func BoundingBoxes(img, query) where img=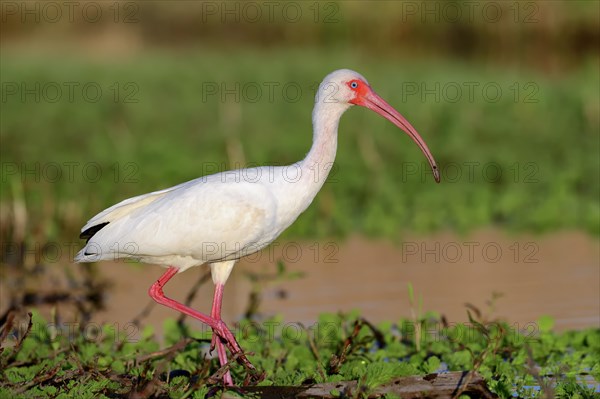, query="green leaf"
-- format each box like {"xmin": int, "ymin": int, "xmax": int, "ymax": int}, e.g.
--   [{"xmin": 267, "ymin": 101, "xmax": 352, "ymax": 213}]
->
[
  {"xmin": 424, "ymin": 356, "xmax": 441, "ymax": 373},
  {"xmin": 538, "ymin": 315, "xmax": 555, "ymax": 333}
]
